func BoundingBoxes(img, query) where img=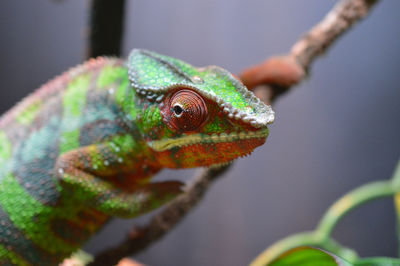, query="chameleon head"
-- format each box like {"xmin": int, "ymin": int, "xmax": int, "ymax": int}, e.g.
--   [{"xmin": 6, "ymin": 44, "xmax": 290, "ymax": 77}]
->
[{"xmin": 128, "ymin": 49, "xmax": 274, "ymax": 168}]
